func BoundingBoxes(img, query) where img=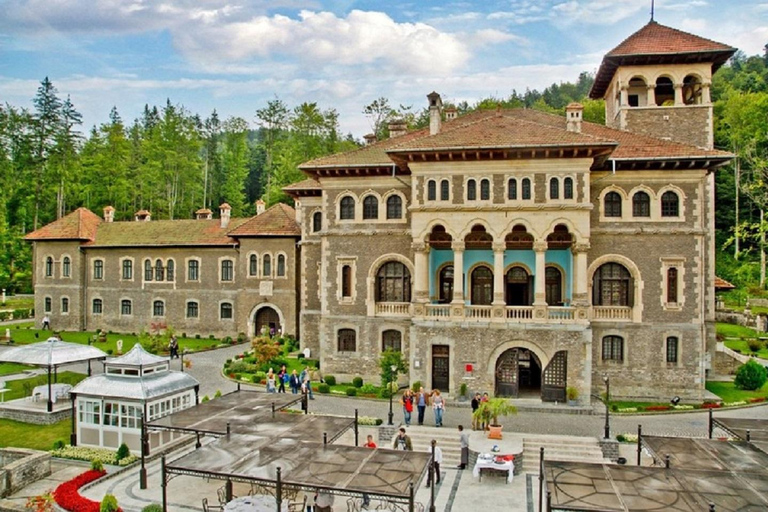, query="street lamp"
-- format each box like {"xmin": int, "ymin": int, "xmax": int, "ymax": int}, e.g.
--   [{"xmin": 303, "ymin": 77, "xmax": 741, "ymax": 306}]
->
[
  {"xmin": 603, "ymin": 374, "xmax": 610, "ymax": 440},
  {"xmin": 387, "ymin": 364, "xmax": 398, "ymax": 426}
]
